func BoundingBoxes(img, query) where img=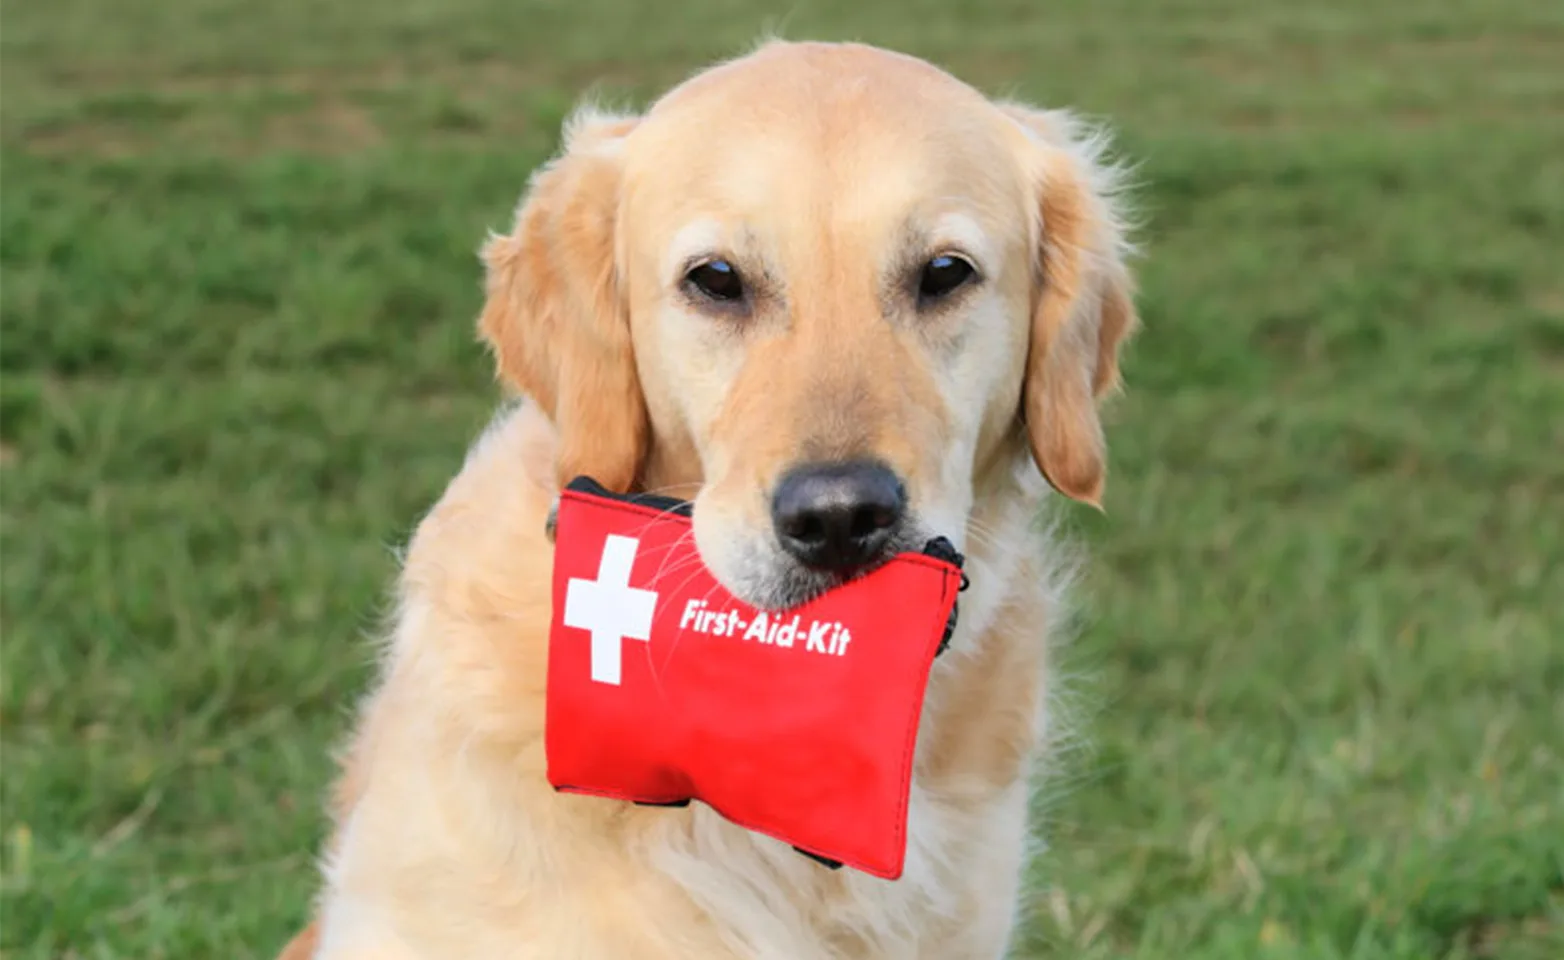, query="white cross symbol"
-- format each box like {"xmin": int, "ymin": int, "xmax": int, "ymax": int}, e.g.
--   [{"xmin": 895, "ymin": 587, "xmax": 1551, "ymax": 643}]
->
[{"xmin": 563, "ymin": 534, "xmax": 659, "ymax": 685}]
